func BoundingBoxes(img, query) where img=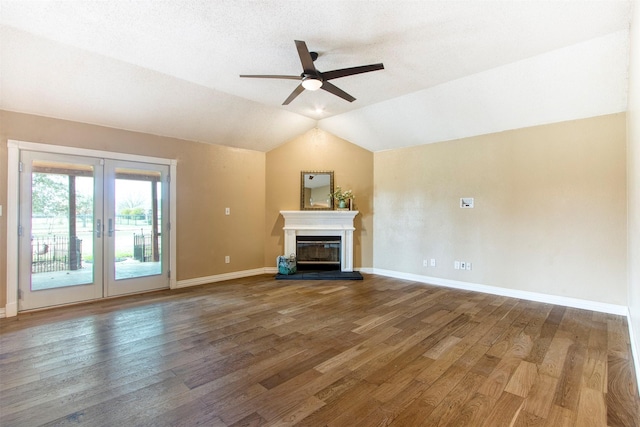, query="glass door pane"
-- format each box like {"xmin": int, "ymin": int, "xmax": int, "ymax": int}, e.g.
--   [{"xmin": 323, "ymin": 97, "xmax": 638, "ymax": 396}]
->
[
  {"xmin": 30, "ymin": 163, "xmax": 94, "ymax": 289},
  {"xmin": 114, "ymin": 168, "xmax": 162, "ymax": 280}
]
